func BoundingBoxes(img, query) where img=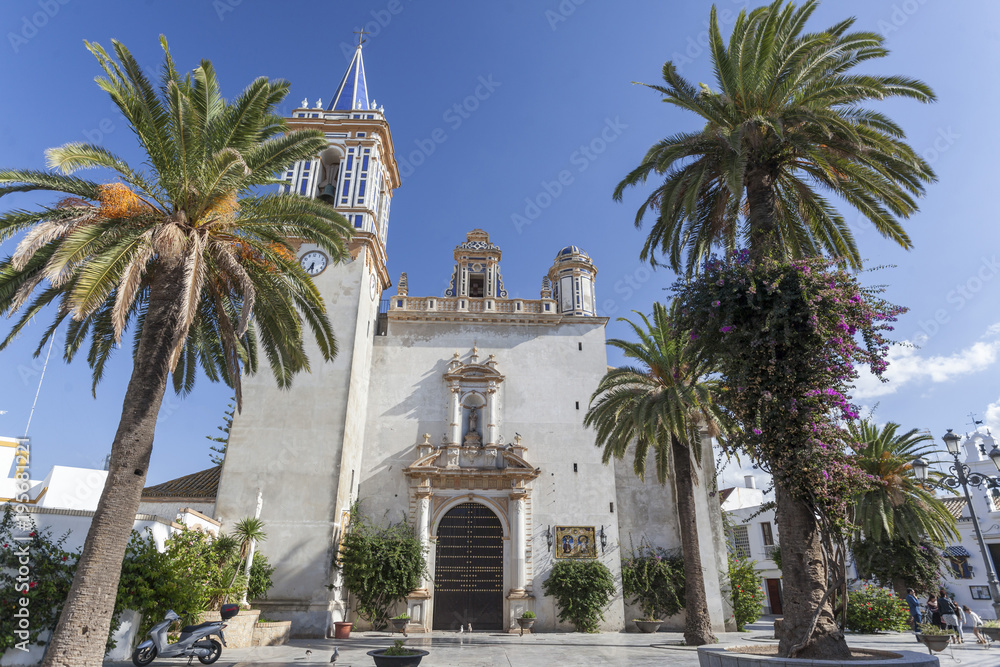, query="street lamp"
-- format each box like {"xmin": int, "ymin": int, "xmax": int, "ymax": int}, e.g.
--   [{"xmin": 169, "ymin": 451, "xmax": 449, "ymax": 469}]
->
[{"xmin": 912, "ymin": 429, "xmax": 1000, "ymax": 619}]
